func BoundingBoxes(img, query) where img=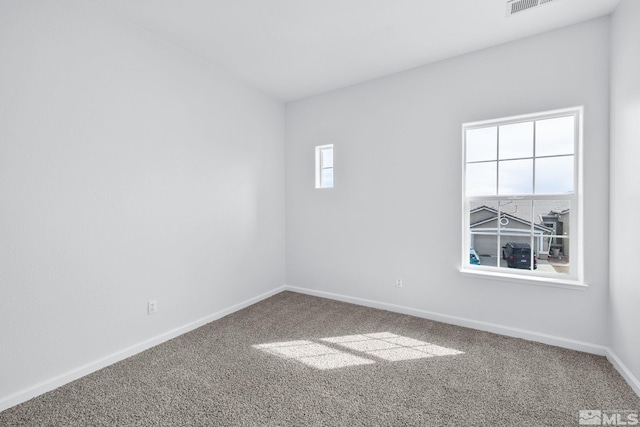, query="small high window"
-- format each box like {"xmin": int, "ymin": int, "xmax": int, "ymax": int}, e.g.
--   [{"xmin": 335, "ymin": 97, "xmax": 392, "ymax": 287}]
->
[{"xmin": 315, "ymin": 144, "xmax": 334, "ymax": 188}]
